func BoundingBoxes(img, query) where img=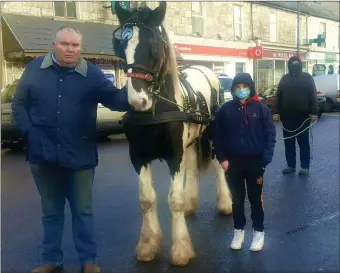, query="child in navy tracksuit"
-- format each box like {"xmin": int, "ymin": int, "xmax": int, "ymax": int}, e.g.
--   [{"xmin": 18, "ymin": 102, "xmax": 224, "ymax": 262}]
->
[{"xmin": 214, "ymin": 73, "xmax": 276, "ymax": 251}]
